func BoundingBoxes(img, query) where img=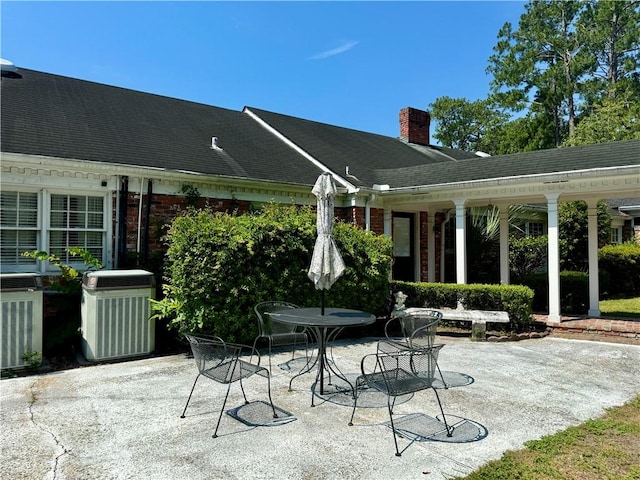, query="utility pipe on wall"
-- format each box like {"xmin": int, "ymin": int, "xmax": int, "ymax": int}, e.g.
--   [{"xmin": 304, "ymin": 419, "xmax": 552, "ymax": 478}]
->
[{"xmin": 137, "ymin": 177, "xmax": 145, "ymax": 253}]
